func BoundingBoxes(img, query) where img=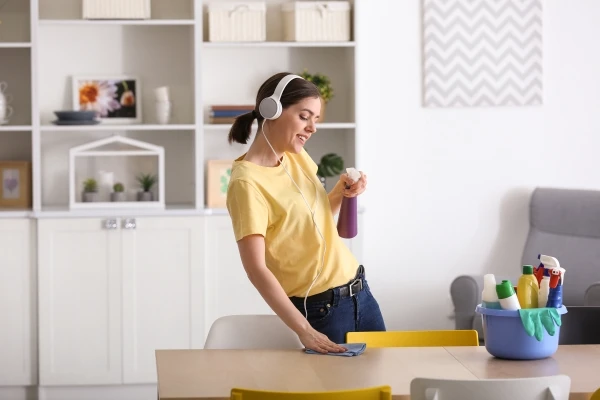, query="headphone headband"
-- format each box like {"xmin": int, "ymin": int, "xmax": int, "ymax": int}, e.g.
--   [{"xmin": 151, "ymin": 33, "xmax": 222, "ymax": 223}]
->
[
  {"xmin": 258, "ymin": 74, "xmax": 304, "ymax": 120},
  {"xmin": 272, "ymin": 74, "xmax": 302, "ymax": 103}
]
